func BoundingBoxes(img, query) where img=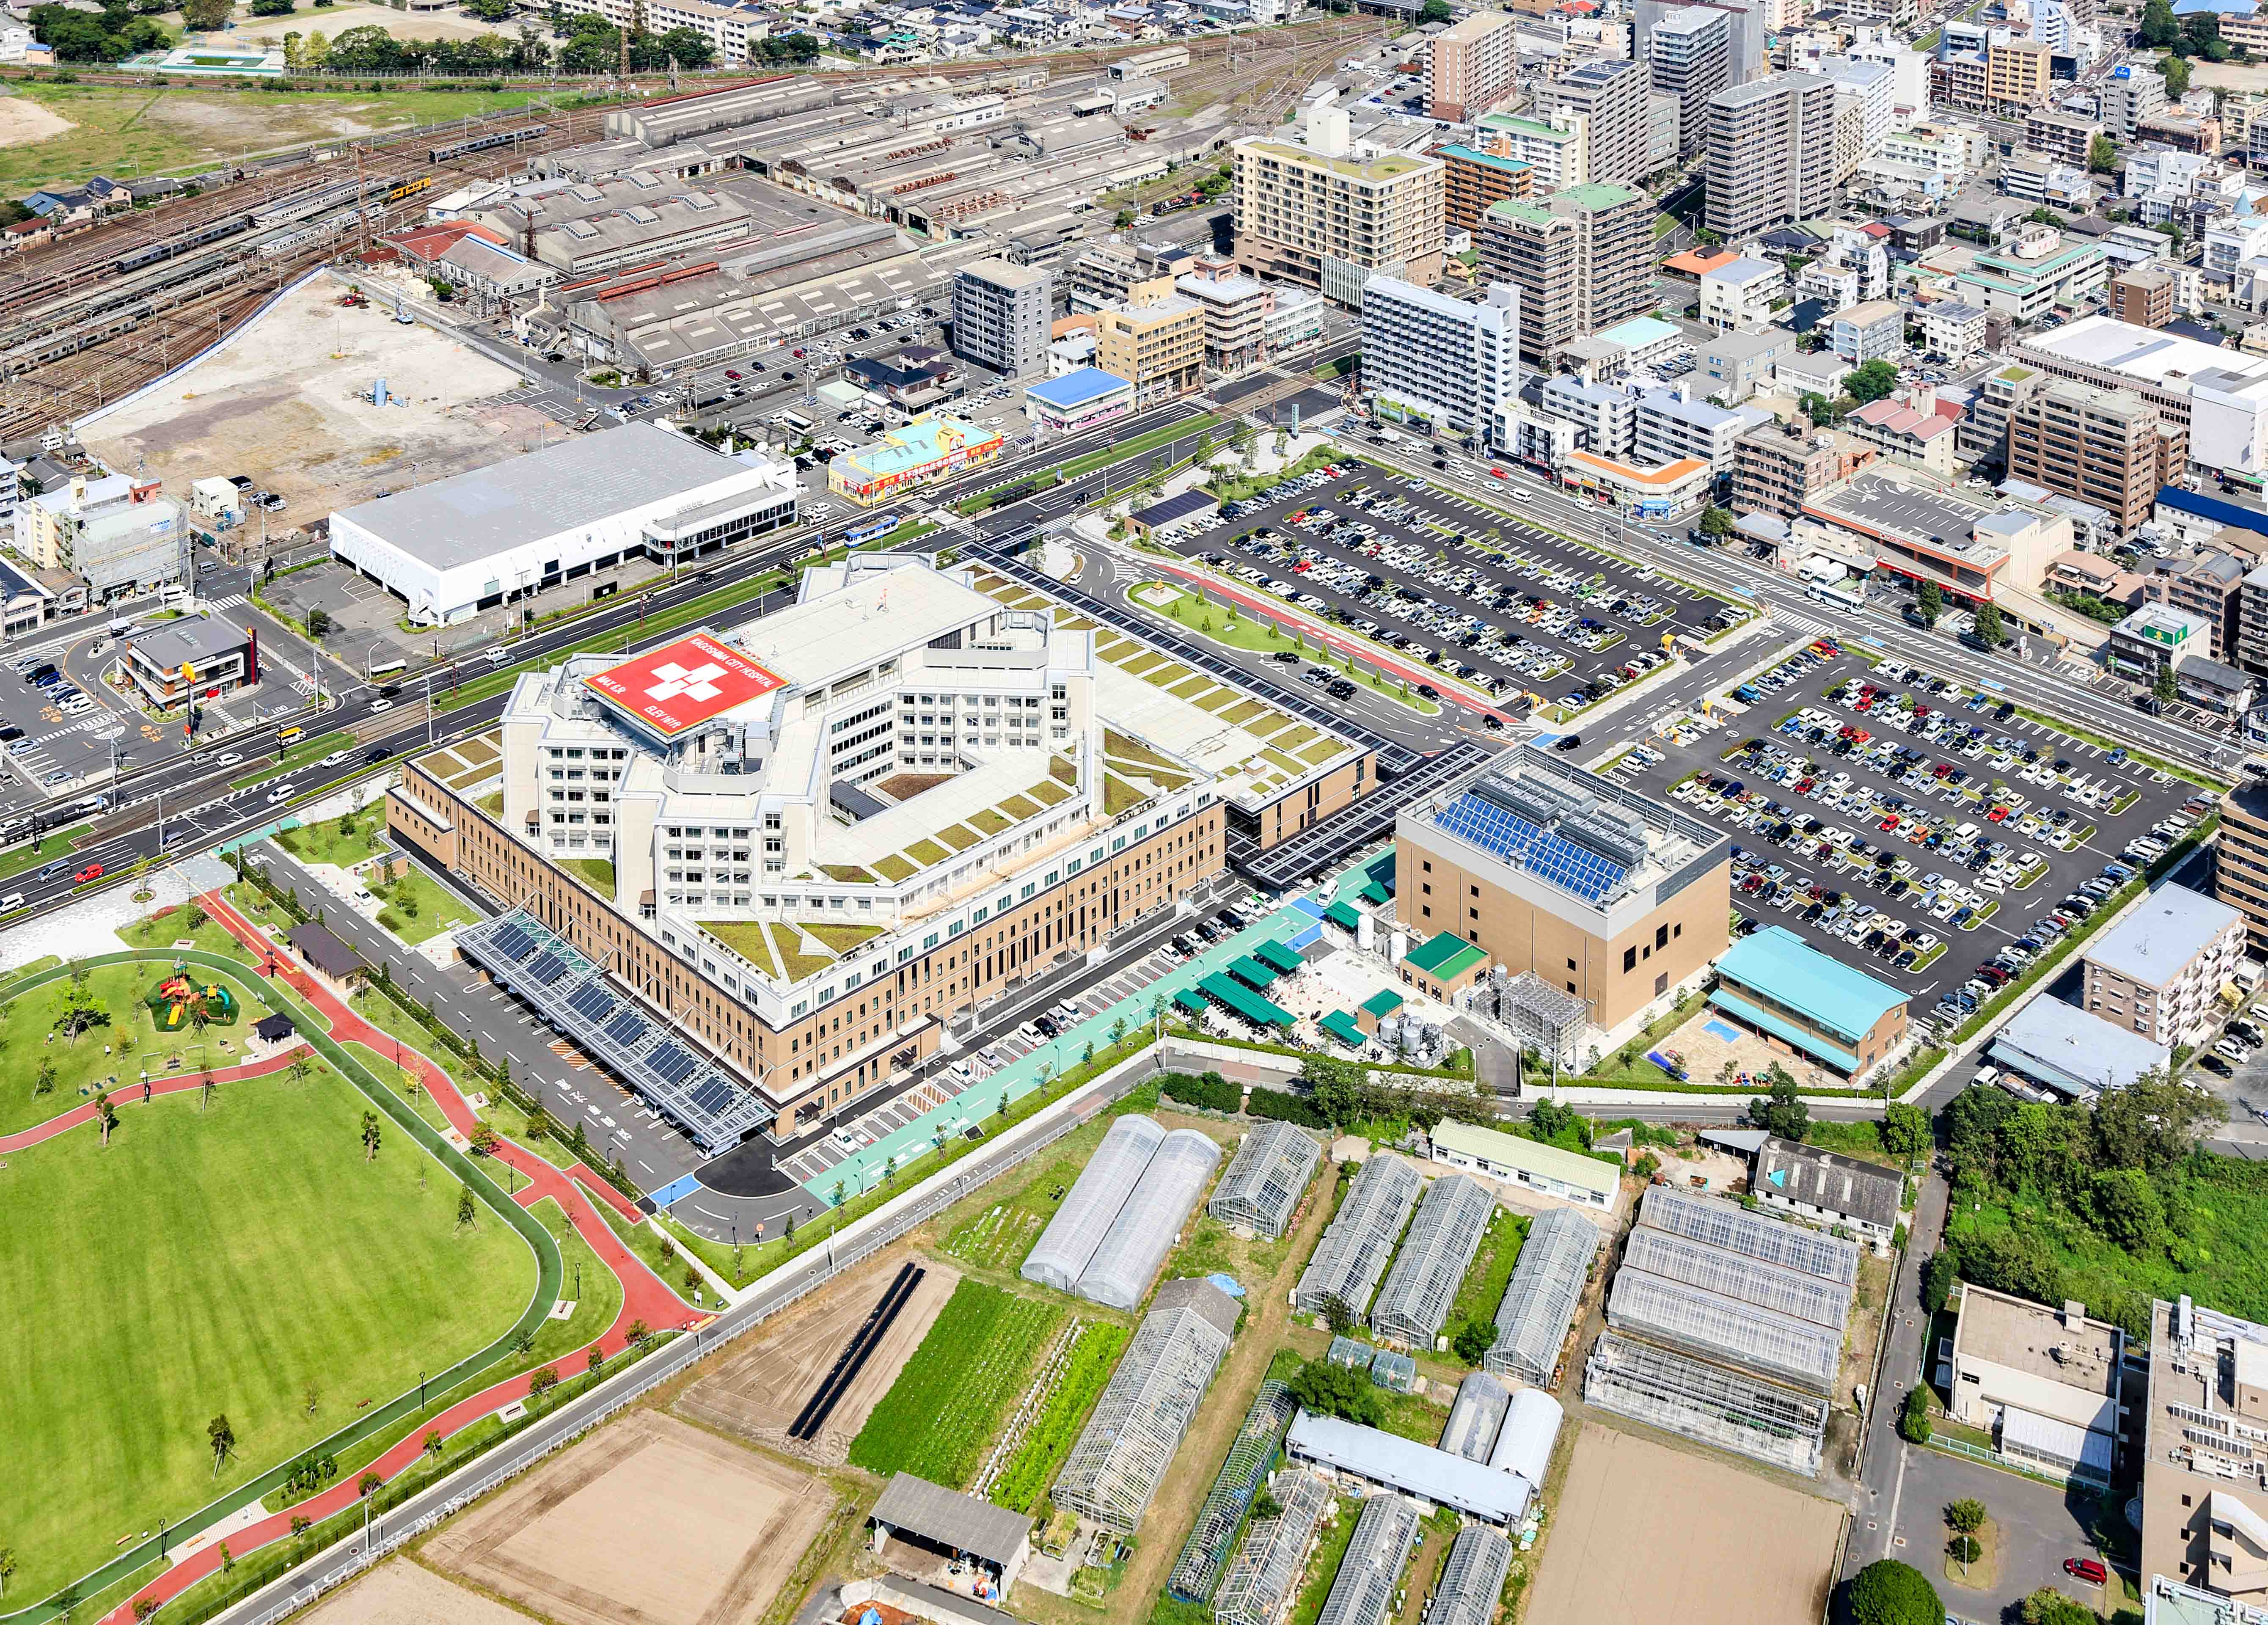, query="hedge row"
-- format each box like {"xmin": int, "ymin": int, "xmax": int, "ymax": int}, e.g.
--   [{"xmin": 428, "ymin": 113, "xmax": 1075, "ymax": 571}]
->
[{"xmin": 1161, "ymin": 1070, "xmax": 1241, "ymax": 1113}]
